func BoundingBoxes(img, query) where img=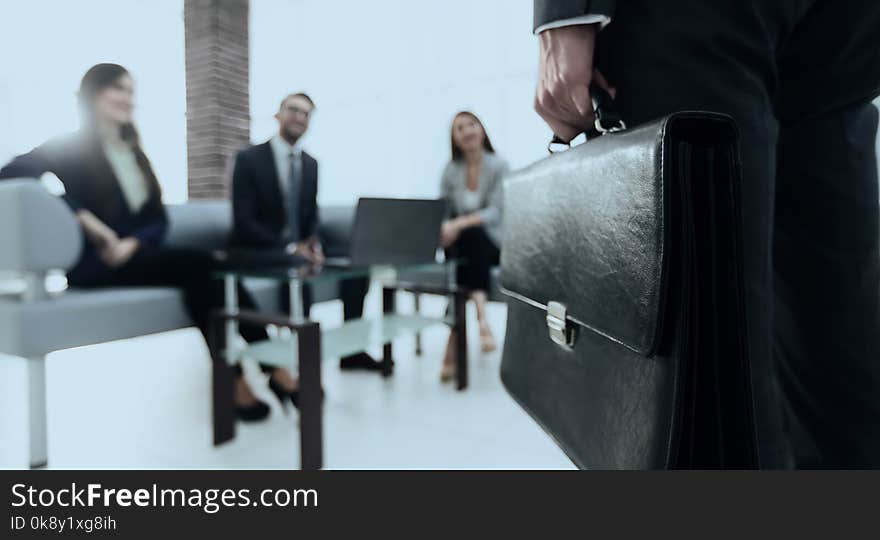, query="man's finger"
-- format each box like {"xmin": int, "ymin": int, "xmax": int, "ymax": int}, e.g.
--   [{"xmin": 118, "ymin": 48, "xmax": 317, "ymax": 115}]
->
[
  {"xmin": 541, "ymin": 110, "xmax": 582, "ymax": 143},
  {"xmin": 545, "ymin": 77, "xmax": 592, "ymax": 123},
  {"xmin": 536, "ymin": 88, "xmax": 586, "ymax": 142},
  {"xmin": 544, "ymin": 74, "xmax": 596, "ymax": 132},
  {"xmin": 568, "ymin": 83, "xmax": 594, "ymax": 123}
]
